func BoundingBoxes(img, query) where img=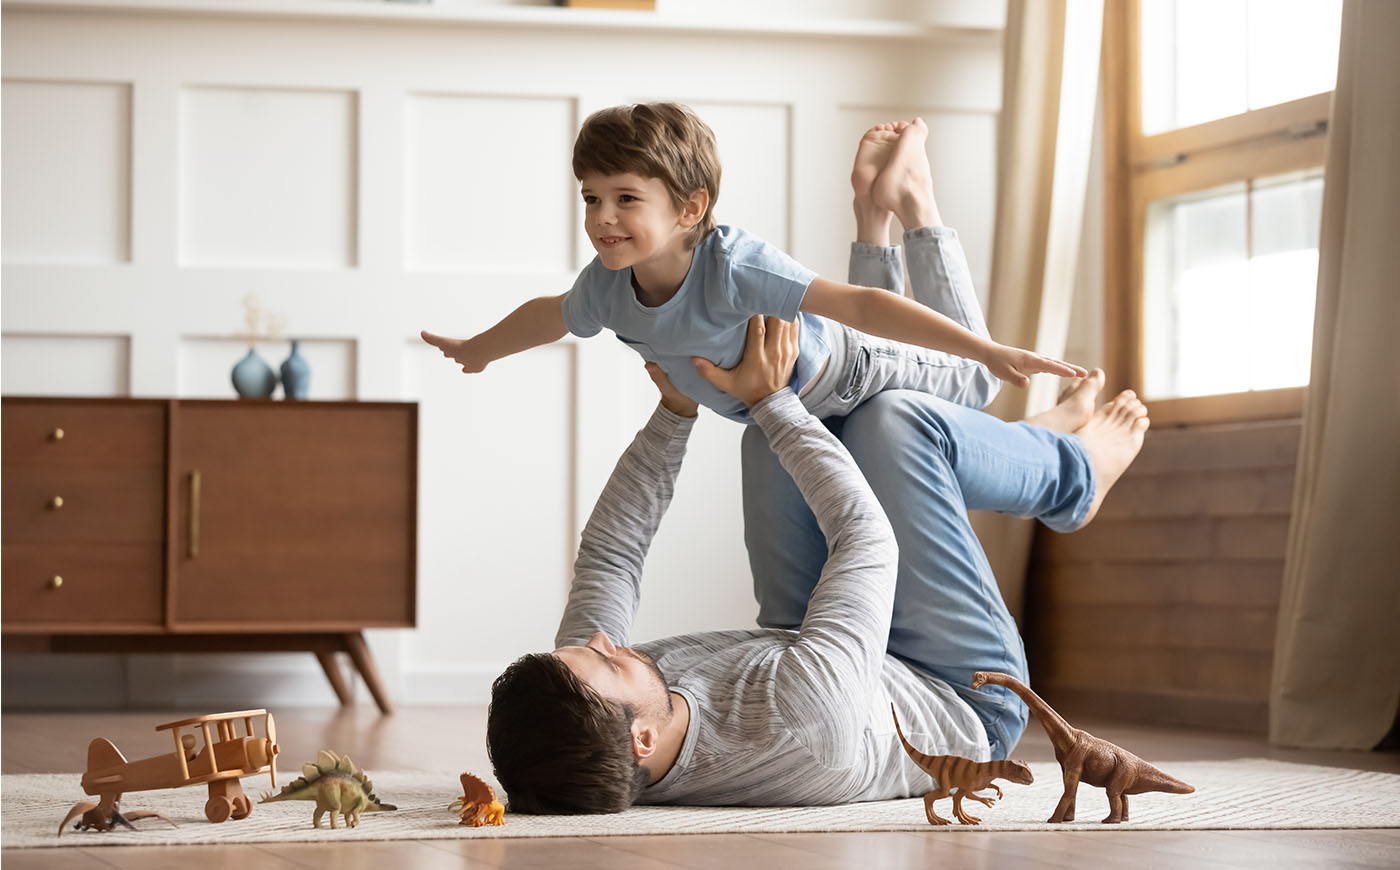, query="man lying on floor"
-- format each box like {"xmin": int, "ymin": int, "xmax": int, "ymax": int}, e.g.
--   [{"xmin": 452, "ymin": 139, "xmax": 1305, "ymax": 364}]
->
[{"xmin": 486, "ymin": 315, "xmax": 1146, "ymax": 812}]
